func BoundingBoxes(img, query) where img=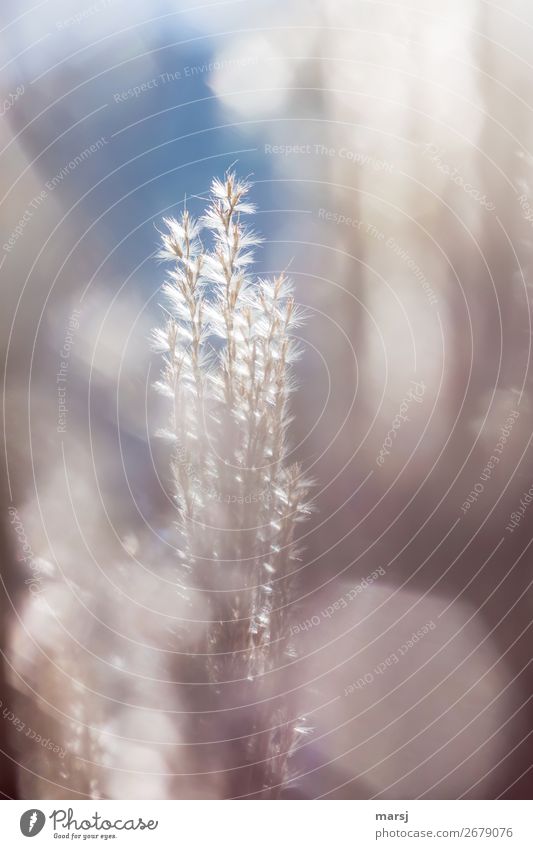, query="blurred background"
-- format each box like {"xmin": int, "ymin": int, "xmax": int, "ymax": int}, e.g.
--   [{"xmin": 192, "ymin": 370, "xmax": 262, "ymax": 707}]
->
[{"xmin": 0, "ymin": 0, "xmax": 532, "ymax": 799}]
